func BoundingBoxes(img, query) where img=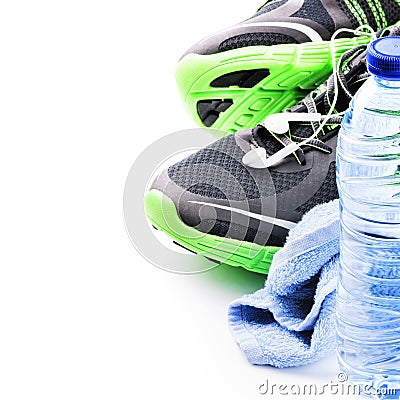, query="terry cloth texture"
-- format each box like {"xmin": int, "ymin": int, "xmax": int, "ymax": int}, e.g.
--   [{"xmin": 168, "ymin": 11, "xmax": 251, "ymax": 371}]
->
[{"xmin": 228, "ymin": 200, "xmax": 340, "ymax": 368}]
